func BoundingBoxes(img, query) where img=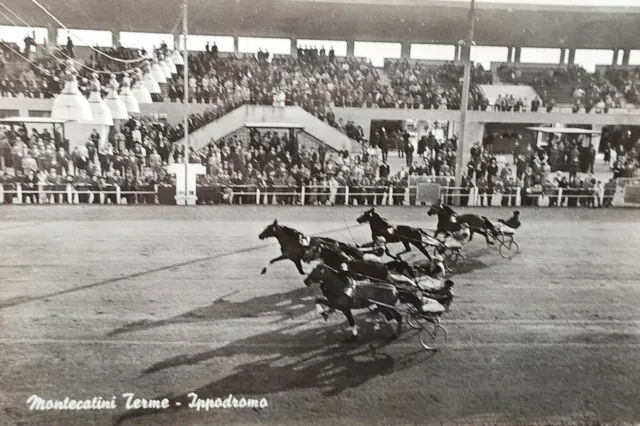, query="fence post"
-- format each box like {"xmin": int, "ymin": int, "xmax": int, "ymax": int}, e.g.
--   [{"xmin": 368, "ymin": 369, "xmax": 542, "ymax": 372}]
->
[
  {"xmin": 468, "ymin": 187, "xmax": 475, "ymax": 206},
  {"xmin": 0, "ymin": 184, "xmax": 3, "ymax": 204},
  {"xmin": 344, "ymin": 185, "xmax": 349, "ymax": 206},
  {"xmin": 557, "ymin": 188, "xmax": 563, "ymax": 207},
  {"xmin": 16, "ymin": 183, "xmax": 22, "ymax": 204},
  {"xmin": 116, "ymin": 185, "xmax": 121, "ymax": 204},
  {"xmin": 388, "ymin": 186, "xmax": 393, "ymax": 206},
  {"xmin": 515, "ymin": 188, "xmax": 521, "ymax": 207},
  {"xmin": 256, "ymin": 188, "xmax": 261, "ymax": 205},
  {"xmin": 300, "ymin": 186, "xmax": 305, "ymax": 206},
  {"xmin": 404, "ymin": 187, "xmax": 410, "ymax": 206},
  {"xmin": 37, "ymin": 183, "xmax": 44, "ymax": 204},
  {"xmin": 598, "ymin": 187, "xmax": 604, "ymax": 207}
]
